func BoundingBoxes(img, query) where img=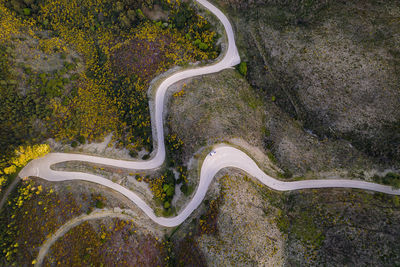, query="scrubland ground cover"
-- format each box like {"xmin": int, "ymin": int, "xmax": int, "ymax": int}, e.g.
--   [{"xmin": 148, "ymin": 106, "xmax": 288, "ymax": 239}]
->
[
  {"xmin": 165, "ymin": 2, "xmax": 400, "ymax": 262},
  {"xmin": 167, "ymin": 68, "xmax": 266, "ymax": 165},
  {"xmin": 189, "ymin": 174, "xmax": 284, "ymax": 266},
  {"xmin": 1, "ymin": 0, "xmax": 400, "ymax": 265},
  {"xmin": 215, "ymin": 0, "xmax": 400, "ymax": 176},
  {"xmin": 0, "ymin": 0, "xmax": 220, "ymax": 249},
  {"xmin": 54, "ymin": 159, "xmax": 184, "ymax": 217},
  {"xmin": 43, "ymin": 218, "xmax": 166, "ymax": 266},
  {"xmin": 0, "ymin": 178, "xmax": 132, "ymax": 265},
  {"xmin": 277, "ymin": 189, "xmax": 400, "ymax": 265},
  {"xmin": 166, "ymin": 67, "xmax": 301, "ymax": 210},
  {"xmin": 167, "ymin": 171, "xmax": 400, "ymax": 266},
  {"xmin": 166, "ymin": 68, "xmax": 273, "ymax": 213},
  {"xmin": 0, "ymin": 0, "xmax": 220, "ymax": 166},
  {"xmin": 0, "ymin": 144, "xmax": 49, "ymax": 193}
]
